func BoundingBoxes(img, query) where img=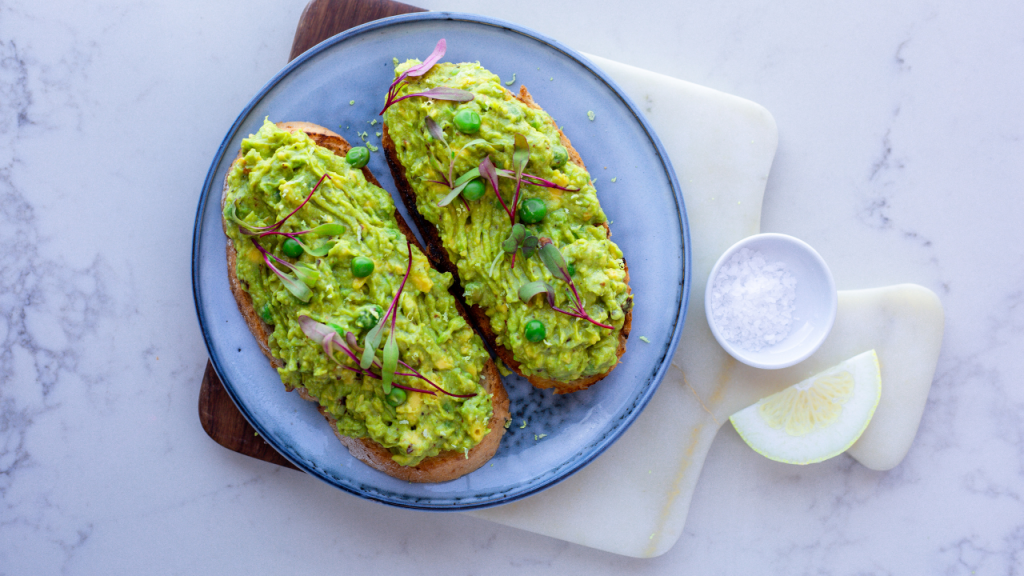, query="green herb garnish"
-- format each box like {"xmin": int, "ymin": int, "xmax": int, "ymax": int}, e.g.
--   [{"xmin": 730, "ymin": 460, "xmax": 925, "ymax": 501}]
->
[
  {"xmin": 501, "ymin": 223, "xmax": 539, "ymax": 268},
  {"xmin": 228, "ymin": 174, "xmax": 343, "ymax": 301},
  {"xmin": 518, "ymin": 238, "xmax": 613, "ymax": 330},
  {"xmin": 380, "ymin": 39, "xmax": 474, "ymax": 115}
]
